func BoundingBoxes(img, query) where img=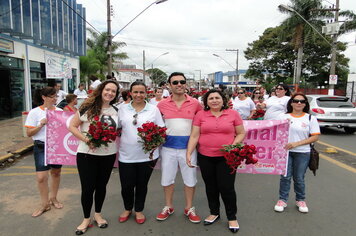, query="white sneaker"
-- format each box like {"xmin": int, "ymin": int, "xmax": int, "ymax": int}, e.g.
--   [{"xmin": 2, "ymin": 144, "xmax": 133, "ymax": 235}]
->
[
  {"xmin": 274, "ymin": 200, "xmax": 287, "ymax": 212},
  {"xmin": 296, "ymin": 201, "xmax": 309, "ymax": 213}
]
